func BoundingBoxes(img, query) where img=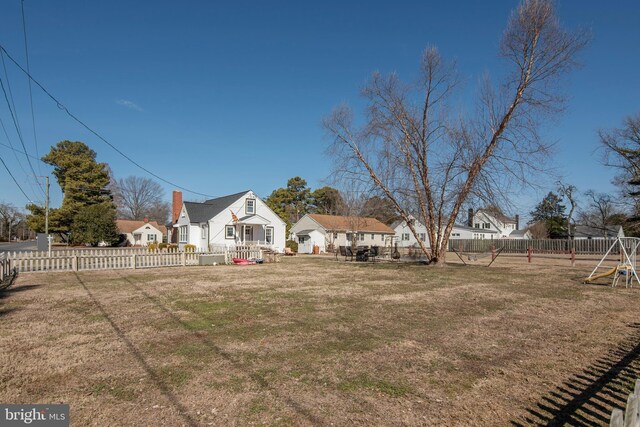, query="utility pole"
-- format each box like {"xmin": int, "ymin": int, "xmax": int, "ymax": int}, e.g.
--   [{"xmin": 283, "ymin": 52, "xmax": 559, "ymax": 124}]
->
[{"xmin": 45, "ymin": 175, "xmax": 49, "ymax": 235}]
